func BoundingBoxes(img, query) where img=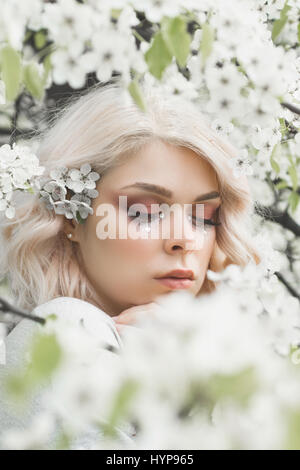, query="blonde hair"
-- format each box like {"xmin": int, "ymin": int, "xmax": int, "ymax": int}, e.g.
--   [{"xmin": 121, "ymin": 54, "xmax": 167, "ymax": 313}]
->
[{"xmin": 0, "ymin": 77, "xmax": 261, "ymax": 311}]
